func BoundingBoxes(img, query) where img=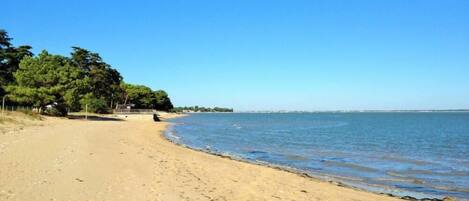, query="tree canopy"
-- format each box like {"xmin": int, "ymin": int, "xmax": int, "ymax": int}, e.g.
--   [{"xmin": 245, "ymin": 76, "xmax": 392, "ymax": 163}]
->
[
  {"xmin": 121, "ymin": 83, "xmax": 173, "ymax": 111},
  {"xmin": 6, "ymin": 51, "xmax": 86, "ymax": 115},
  {"xmin": 1, "ymin": 29, "xmax": 175, "ymax": 115},
  {"xmin": 0, "ymin": 29, "xmax": 33, "ymax": 96},
  {"xmin": 121, "ymin": 83, "xmax": 155, "ymax": 109},
  {"xmin": 154, "ymin": 90, "xmax": 173, "ymax": 111},
  {"xmin": 70, "ymin": 47, "xmax": 122, "ymax": 111}
]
